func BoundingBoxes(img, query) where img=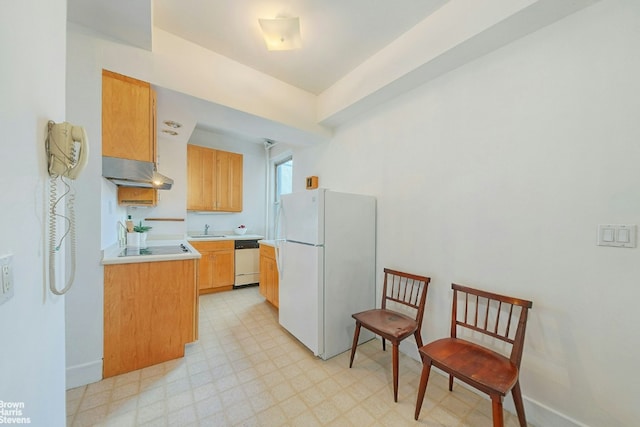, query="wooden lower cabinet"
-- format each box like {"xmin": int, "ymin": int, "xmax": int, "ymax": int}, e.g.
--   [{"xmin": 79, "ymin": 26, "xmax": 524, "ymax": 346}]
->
[
  {"xmin": 259, "ymin": 244, "xmax": 279, "ymax": 308},
  {"xmin": 190, "ymin": 240, "xmax": 235, "ymax": 294},
  {"xmin": 103, "ymin": 259, "xmax": 198, "ymax": 378}
]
